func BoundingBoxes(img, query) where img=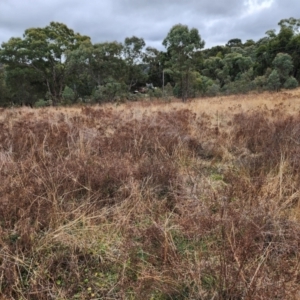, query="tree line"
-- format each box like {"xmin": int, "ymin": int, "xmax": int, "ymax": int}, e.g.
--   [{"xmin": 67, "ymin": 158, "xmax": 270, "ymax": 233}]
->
[{"xmin": 0, "ymin": 17, "xmax": 299, "ymax": 106}]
